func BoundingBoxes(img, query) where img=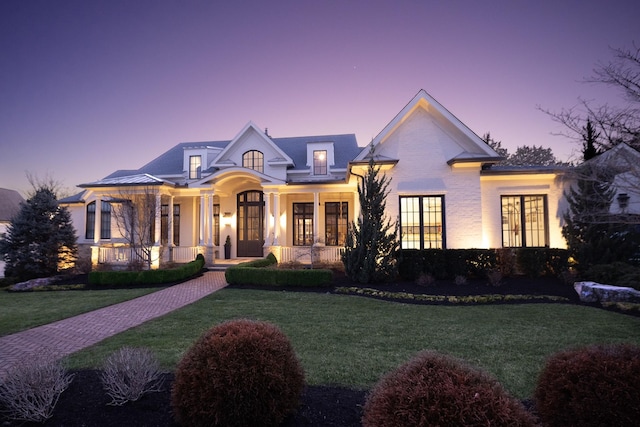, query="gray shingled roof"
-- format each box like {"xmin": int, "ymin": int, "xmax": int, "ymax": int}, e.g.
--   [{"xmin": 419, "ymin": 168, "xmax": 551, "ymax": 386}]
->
[
  {"xmin": 101, "ymin": 134, "xmax": 360, "ymax": 179},
  {"xmin": 0, "ymin": 188, "xmax": 24, "ymax": 221}
]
